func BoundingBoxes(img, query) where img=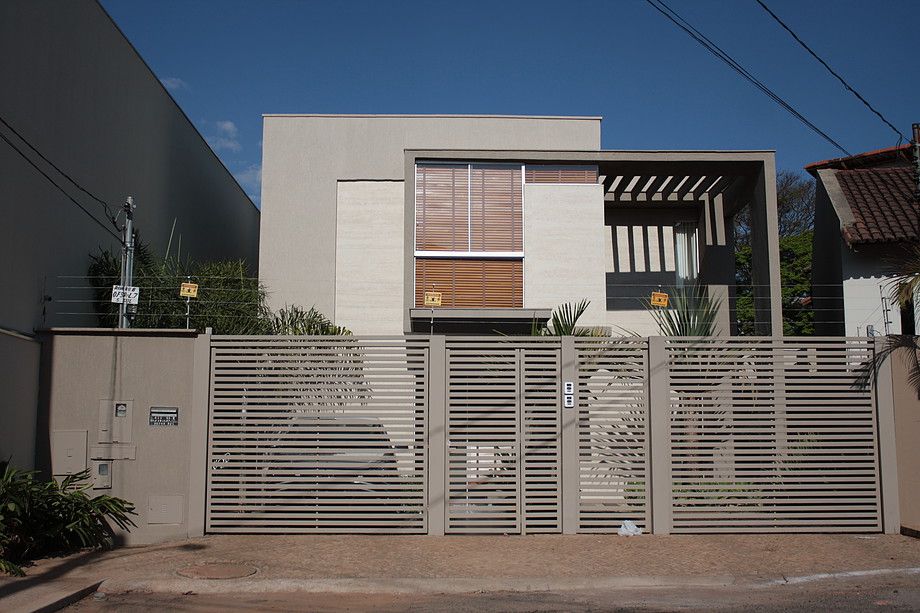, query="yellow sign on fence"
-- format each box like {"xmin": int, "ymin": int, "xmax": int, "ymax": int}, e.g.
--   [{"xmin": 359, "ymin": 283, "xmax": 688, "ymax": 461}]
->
[
  {"xmin": 650, "ymin": 291, "xmax": 669, "ymax": 308},
  {"xmin": 179, "ymin": 282, "xmax": 199, "ymax": 298},
  {"xmin": 423, "ymin": 291, "xmax": 442, "ymax": 307}
]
